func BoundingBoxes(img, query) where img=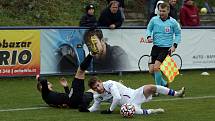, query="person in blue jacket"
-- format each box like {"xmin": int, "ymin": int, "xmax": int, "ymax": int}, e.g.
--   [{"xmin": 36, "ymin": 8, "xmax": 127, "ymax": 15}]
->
[{"xmin": 146, "ymin": 2, "xmax": 181, "ymax": 89}]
